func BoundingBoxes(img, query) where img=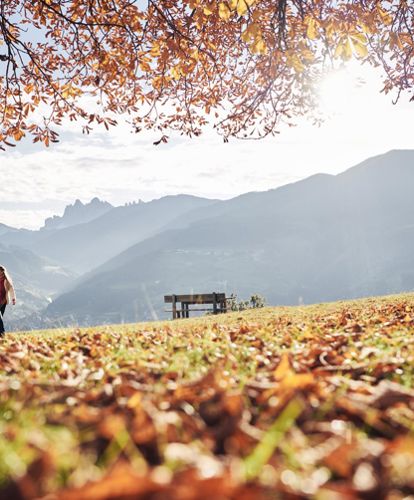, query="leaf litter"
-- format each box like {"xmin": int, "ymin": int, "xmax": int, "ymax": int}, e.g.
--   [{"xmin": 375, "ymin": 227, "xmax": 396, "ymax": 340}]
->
[{"xmin": 1, "ymin": 294, "xmax": 414, "ymax": 498}]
